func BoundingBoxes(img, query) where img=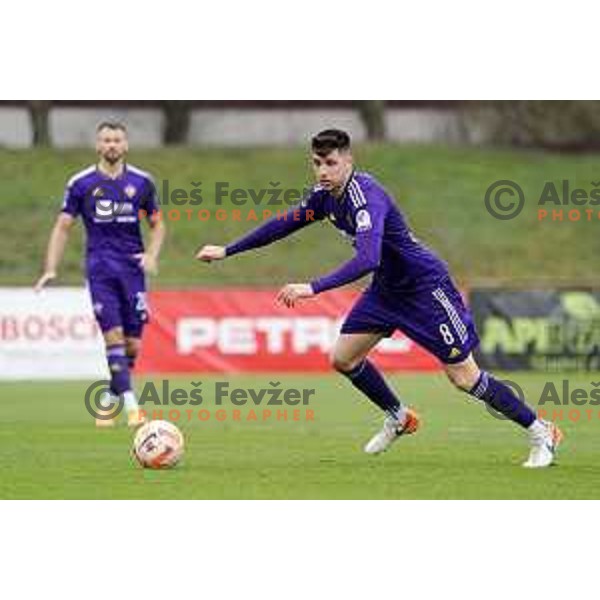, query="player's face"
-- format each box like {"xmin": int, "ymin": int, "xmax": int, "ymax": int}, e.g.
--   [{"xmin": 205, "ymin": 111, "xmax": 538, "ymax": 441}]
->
[
  {"xmin": 312, "ymin": 149, "xmax": 353, "ymax": 192},
  {"xmin": 96, "ymin": 128, "xmax": 128, "ymax": 165}
]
